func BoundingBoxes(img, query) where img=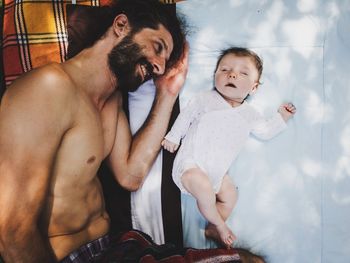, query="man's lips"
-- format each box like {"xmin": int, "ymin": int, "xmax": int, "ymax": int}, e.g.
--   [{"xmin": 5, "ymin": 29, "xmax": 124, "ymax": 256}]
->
[
  {"xmin": 140, "ymin": 64, "xmax": 149, "ymax": 80},
  {"xmin": 139, "ymin": 61, "xmax": 153, "ymax": 82}
]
